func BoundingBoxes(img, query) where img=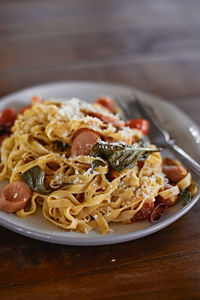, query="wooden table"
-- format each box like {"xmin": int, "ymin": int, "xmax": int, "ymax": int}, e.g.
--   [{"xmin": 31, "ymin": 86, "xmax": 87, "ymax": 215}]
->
[{"xmin": 0, "ymin": 1, "xmax": 200, "ymax": 299}]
